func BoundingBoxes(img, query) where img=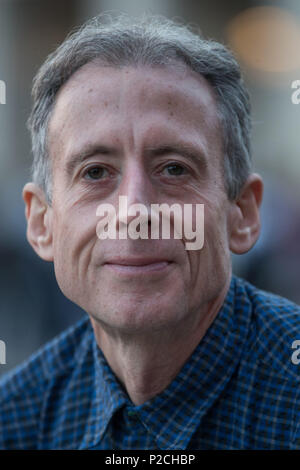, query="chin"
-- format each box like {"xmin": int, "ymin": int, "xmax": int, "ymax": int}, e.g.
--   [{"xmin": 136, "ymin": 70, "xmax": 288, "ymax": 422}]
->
[{"xmin": 89, "ymin": 295, "xmax": 188, "ymax": 334}]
